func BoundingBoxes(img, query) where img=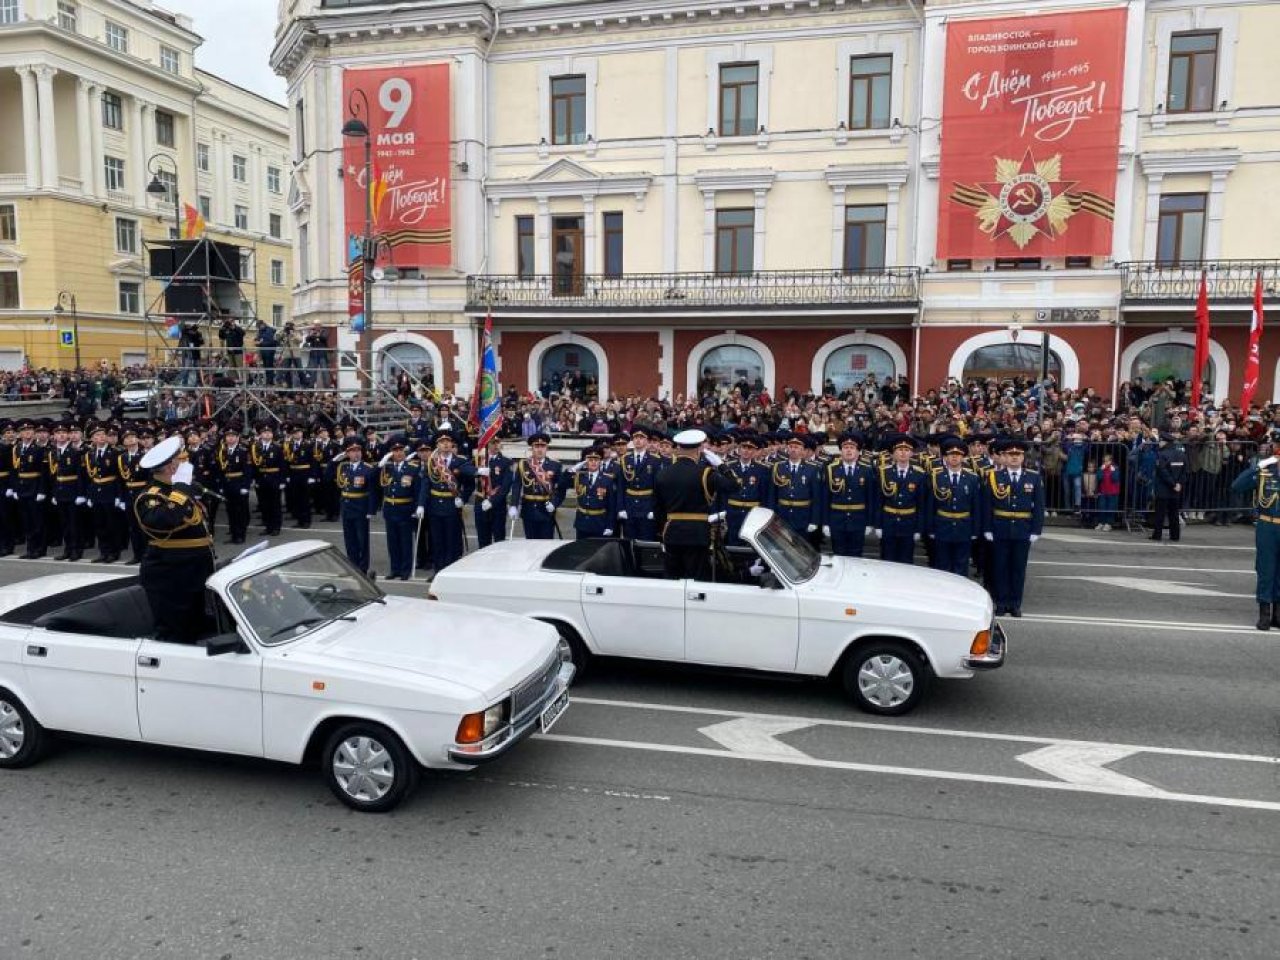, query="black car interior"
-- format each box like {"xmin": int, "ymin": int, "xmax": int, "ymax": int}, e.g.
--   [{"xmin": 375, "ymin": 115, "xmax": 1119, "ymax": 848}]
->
[
  {"xmin": 541, "ymin": 538, "xmax": 763, "ymax": 585},
  {"xmin": 3, "ymin": 576, "xmax": 224, "ymax": 642}
]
